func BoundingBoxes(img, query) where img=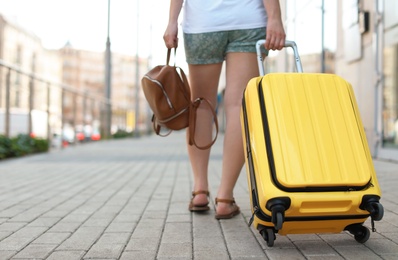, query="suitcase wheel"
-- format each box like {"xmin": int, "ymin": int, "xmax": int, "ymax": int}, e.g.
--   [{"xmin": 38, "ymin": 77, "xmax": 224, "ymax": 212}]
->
[
  {"xmin": 259, "ymin": 228, "xmax": 275, "ymax": 247},
  {"xmin": 354, "ymin": 226, "xmax": 370, "ymax": 244},
  {"xmin": 360, "ymin": 196, "xmax": 384, "ymax": 221},
  {"xmin": 267, "ymin": 198, "xmax": 290, "ymax": 231},
  {"xmin": 346, "ymin": 224, "xmax": 370, "ymax": 244},
  {"xmin": 366, "ymin": 202, "xmax": 384, "ymax": 221},
  {"xmin": 273, "ymin": 211, "xmax": 284, "ymax": 230}
]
